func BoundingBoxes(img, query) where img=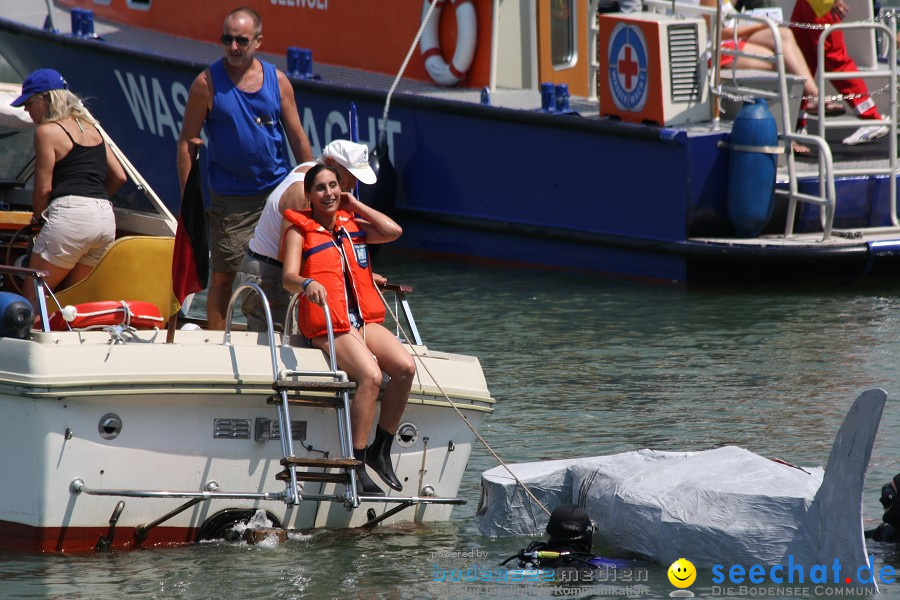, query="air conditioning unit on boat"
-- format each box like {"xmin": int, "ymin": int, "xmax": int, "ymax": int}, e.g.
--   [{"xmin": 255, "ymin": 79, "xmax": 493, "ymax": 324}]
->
[{"xmin": 598, "ymin": 12, "xmax": 709, "ymax": 126}]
